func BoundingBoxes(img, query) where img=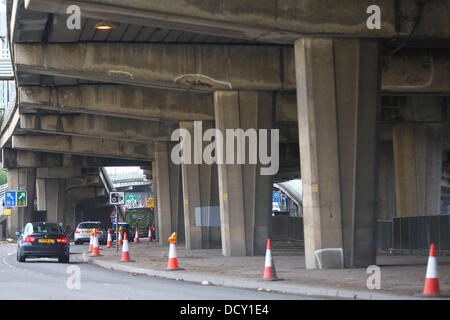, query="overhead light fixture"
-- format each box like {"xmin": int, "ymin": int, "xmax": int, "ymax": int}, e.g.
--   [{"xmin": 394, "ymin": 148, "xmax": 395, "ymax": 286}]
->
[{"xmin": 95, "ymin": 21, "xmax": 116, "ymax": 31}]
